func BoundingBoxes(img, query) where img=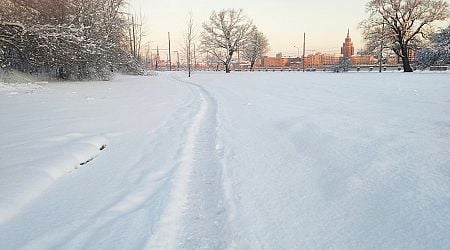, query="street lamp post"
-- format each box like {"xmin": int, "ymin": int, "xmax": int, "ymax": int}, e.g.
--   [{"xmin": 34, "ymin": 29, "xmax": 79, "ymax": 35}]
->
[
  {"xmin": 302, "ymin": 33, "xmax": 306, "ymax": 72},
  {"xmin": 294, "ymin": 46, "xmax": 300, "ymax": 58}
]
